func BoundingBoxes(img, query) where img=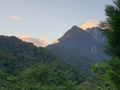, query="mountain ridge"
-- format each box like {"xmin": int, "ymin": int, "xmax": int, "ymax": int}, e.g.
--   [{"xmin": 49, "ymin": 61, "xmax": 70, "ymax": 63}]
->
[{"xmin": 47, "ymin": 25, "xmax": 108, "ymax": 76}]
